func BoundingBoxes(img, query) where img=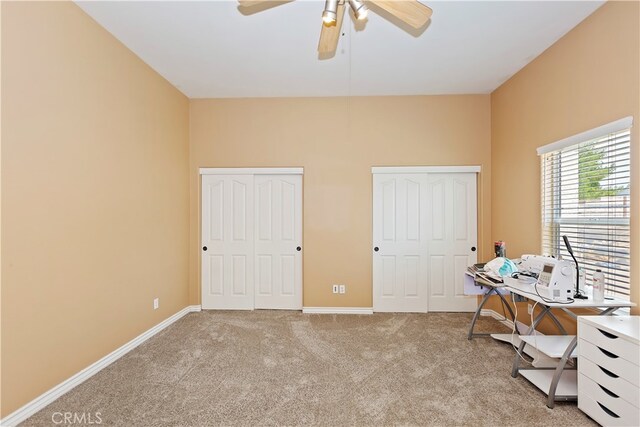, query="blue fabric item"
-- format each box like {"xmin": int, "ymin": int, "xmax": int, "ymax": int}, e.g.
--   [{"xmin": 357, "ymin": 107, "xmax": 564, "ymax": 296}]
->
[{"xmin": 498, "ymin": 259, "xmax": 518, "ymax": 276}]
